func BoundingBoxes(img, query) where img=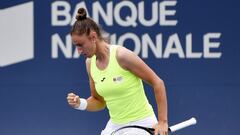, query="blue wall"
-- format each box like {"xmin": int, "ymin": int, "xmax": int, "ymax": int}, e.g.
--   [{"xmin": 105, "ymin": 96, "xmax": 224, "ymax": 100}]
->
[{"xmin": 0, "ymin": 0, "xmax": 239, "ymax": 135}]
